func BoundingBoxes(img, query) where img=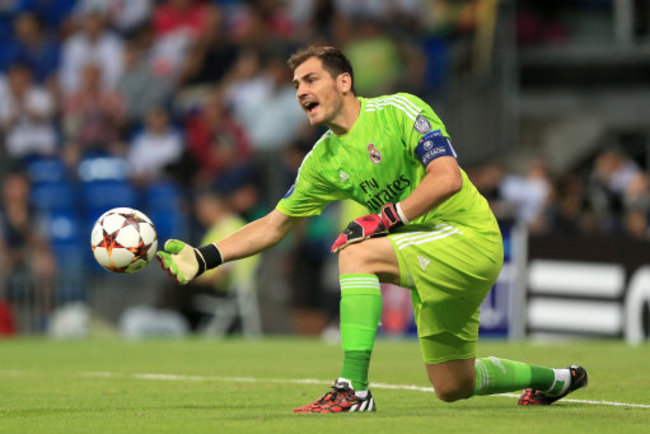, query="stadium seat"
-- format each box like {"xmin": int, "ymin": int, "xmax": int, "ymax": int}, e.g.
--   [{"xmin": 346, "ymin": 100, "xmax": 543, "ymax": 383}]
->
[
  {"xmin": 25, "ymin": 156, "xmax": 67, "ymax": 185},
  {"xmin": 30, "ymin": 183, "xmax": 77, "ymax": 212},
  {"xmin": 146, "ymin": 181, "xmax": 182, "ymax": 212},
  {"xmin": 45, "ymin": 210, "xmax": 79, "ymax": 244},
  {"xmin": 42, "ymin": 210, "xmax": 86, "ymax": 301},
  {"xmin": 77, "ymin": 156, "xmax": 128, "ymax": 182},
  {"xmin": 81, "ymin": 181, "xmax": 138, "ymax": 216}
]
